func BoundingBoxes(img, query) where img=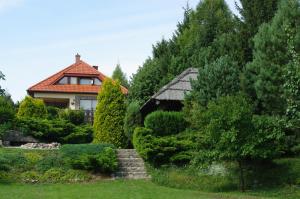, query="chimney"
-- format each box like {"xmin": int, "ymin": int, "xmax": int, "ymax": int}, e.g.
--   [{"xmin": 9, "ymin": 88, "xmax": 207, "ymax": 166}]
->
[
  {"xmin": 75, "ymin": 53, "xmax": 81, "ymax": 63},
  {"xmin": 93, "ymin": 65, "xmax": 98, "ymax": 70}
]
